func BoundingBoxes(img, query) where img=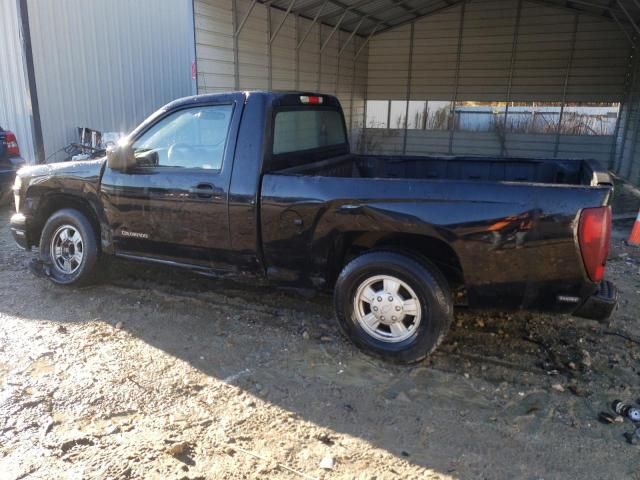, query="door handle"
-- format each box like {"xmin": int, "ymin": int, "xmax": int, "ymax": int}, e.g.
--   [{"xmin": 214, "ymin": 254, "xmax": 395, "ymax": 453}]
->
[{"xmin": 189, "ymin": 183, "xmax": 216, "ymax": 199}]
